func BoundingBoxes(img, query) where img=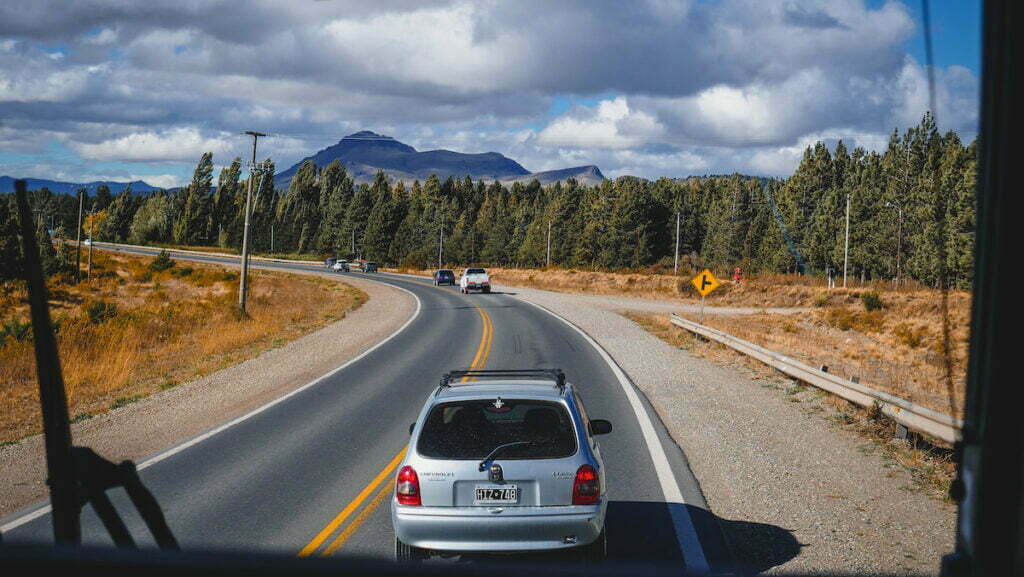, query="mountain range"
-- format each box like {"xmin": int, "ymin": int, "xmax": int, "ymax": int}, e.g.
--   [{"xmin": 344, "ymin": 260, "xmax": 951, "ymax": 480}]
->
[
  {"xmin": 0, "ymin": 176, "xmax": 161, "ymax": 195},
  {"xmin": 2, "ymin": 131, "xmax": 605, "ymax": 194},
  {"xmin": 275, "ymin": 131, "xmax": 605, "ymax": 187}
]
